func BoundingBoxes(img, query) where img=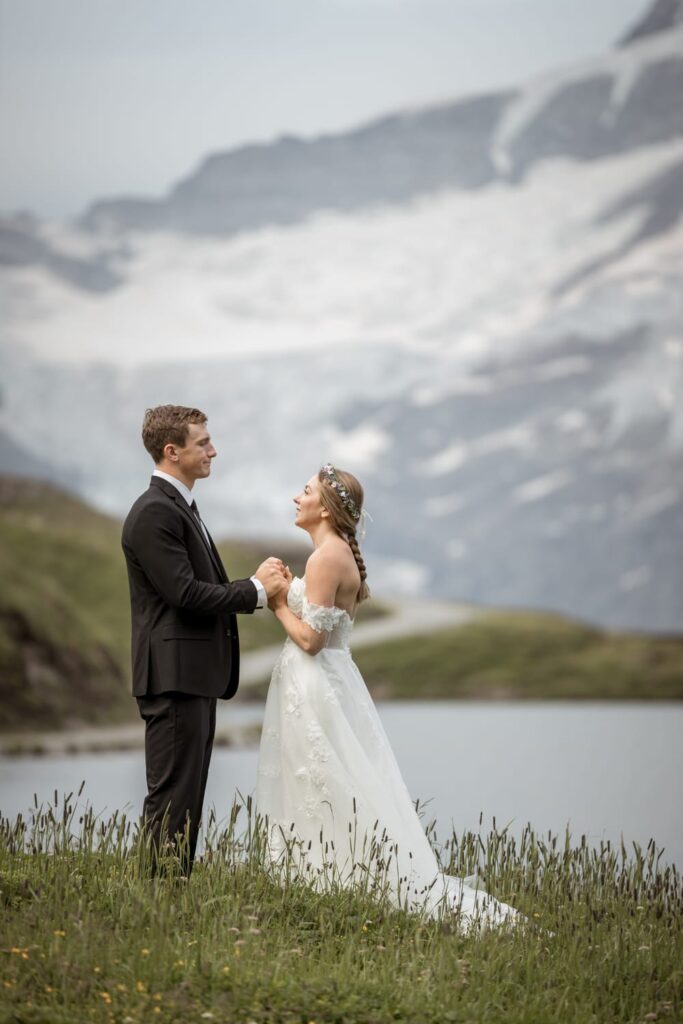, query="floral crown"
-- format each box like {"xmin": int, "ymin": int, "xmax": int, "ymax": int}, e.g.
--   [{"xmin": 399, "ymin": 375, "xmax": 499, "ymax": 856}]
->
[{"xmin": 320, "ymin": 463, "xmax": 361, "ymax": 521}]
